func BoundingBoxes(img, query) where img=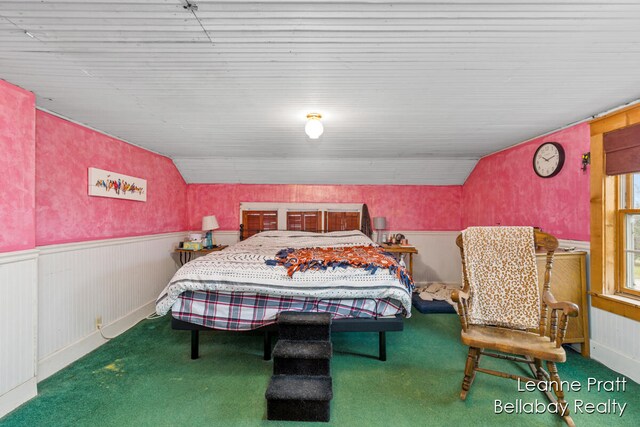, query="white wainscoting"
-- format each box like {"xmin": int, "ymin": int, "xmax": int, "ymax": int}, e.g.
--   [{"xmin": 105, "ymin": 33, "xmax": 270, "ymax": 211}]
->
[
  {"xmin": 37, "ymin": 232, "xmax": 184, "ymax": 381},
  {"xmin": 0, "ymin": 250, "xmax": 38, "ymax": 418},
  {"xmin": 393, "ymin": 234, "xmax": 589, "ymax": 285},
  {"xmin": 213, "ymin": 230, "xmax": 241, "ymax": 247},
  {"xmin": 591, "ymin": 307, "xmax": 640, "ymax": 384},
  {"xmin": 392, "ymin": 231, "xmax": 461, "ymax": 284}
]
